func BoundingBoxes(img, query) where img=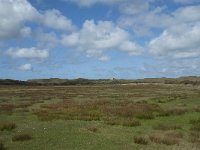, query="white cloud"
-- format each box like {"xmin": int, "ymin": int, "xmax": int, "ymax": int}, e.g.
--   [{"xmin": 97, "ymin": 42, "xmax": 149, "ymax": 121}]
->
[
  {"xmin": 0, "ymin": 0, "xmax": 38, "ymax": 39},
  {"xmin": 98, "ymin": 56, "xmax": 110, "ymax": 61},
  {"xmin": 18, "ymin": 64, "xmax": 32, "ymax": 71},
  {"xmin": 36, "ymin": 30, "xmax": 59, "ymax": 49},
  {"xmin": 41, "ymin": 9, "xmax": 76, "ymax": 31},
  {"xmin": 6, "ymin": 47, "xmax": 49, "ymax": 60},
  {"xmin": 118, "ymin": 7, "xmax": 173, "ymax": 36},
  {"xmin": 173, "ymin": 5, "xmax": 200, "ymax": 23},
  {"xmin": 149, "ymin": 22, "xmax": 200, "ymax": 59},
  {"xmin": 0, "ymin": 0, "xmax": 76, "ymax": 40},
  {"xmin": 62, "ymin": 20, "xmax": 142, "ymax": 59},
  {"xmin": 118, "ymin": 5, "xmax": 200, "ymax": 37},
  {"xmin": 119, "ymin": 41, "xmax": 142, "ymax": 56},
  {"xmin": 119, "ymin": 0, "xmax": 150, "ymax": 15},
  {"xmin": 61, "ymin": 33, "xmax": 79, "ymax": 47}
]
